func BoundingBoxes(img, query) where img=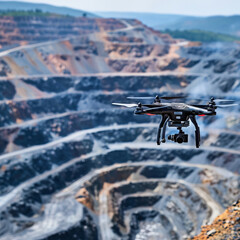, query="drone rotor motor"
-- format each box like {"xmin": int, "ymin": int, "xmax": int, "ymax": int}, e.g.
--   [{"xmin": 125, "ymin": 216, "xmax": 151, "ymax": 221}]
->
[
  {"xmin": 154, "ymin": 95, "xmax": 161, "ymax": 103},
  {"xmin": 136, "ymin": 102, "xmax": 143, "ymax": 111}
]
